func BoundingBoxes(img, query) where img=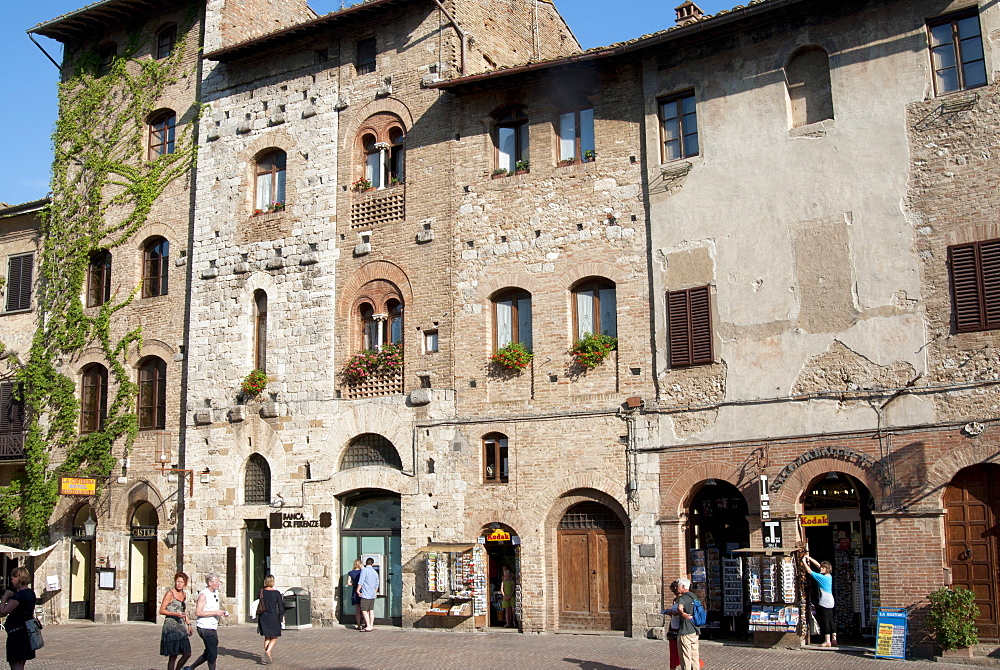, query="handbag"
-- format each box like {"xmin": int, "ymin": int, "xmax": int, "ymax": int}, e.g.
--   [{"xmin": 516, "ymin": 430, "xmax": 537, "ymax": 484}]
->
[
  {"xmin": 256, "ymin": 590, "xmax": 266, "ymax": 616},
  {"xmin": 25, "ymin": 618, "xmax": 43, "ymax": 651}
]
